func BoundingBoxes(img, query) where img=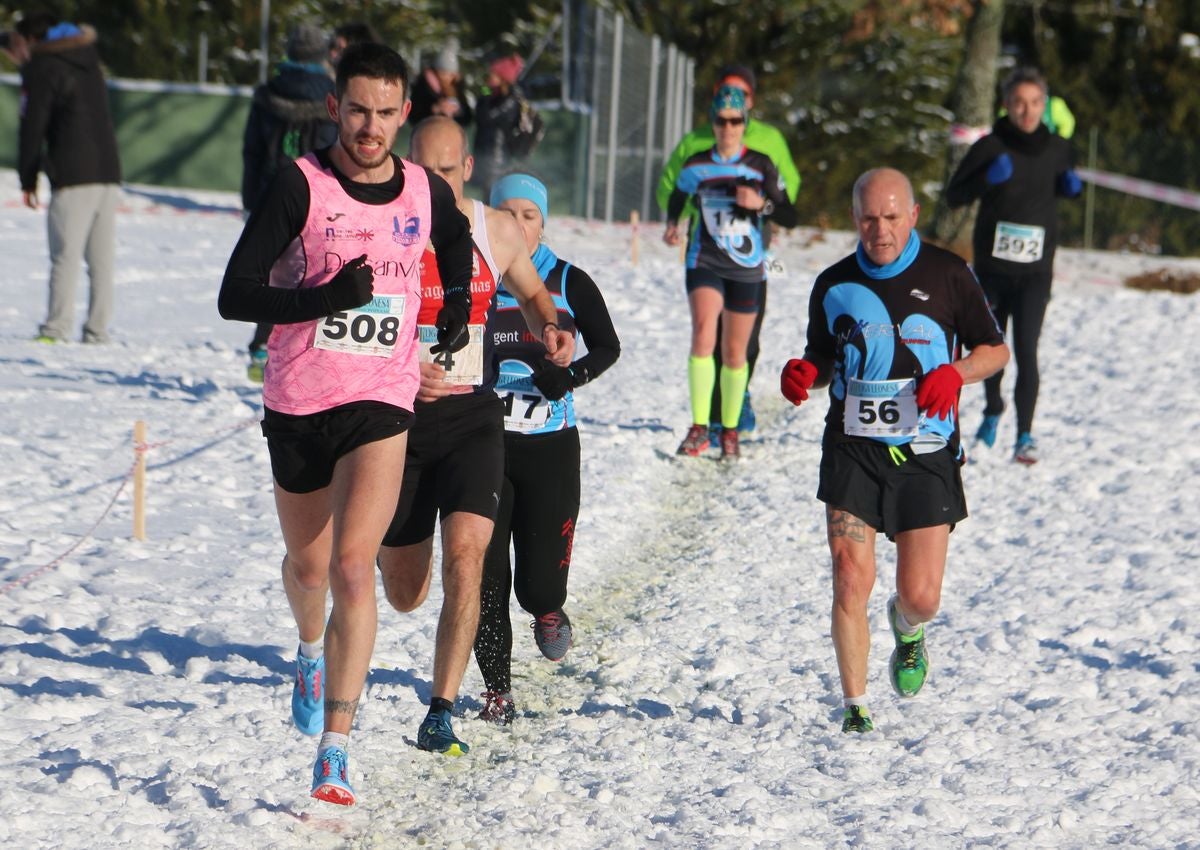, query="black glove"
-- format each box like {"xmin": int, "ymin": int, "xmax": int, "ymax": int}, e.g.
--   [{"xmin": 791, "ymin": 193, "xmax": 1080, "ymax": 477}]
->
[
  {"xmin": 321, "ymin": 254, "xmax": 374, "ymax": 312},
  {"xmin": 430, "ymin": 300, "xmax": 470, "ymax": 354},
  {"xmin": 532, "ymin": 362, "xmax": 575, "ymax": 401}
]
